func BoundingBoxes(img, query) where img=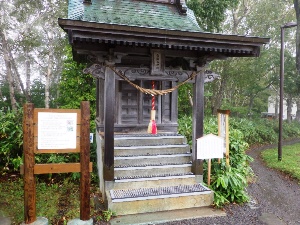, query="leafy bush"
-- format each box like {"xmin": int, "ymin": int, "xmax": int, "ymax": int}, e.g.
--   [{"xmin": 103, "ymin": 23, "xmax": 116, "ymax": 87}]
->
[
  {"xmin": 179, "ymin": 116, "xmax": 300, "ymax": 207},
  {"xmin": 0, "ymin": 106, "xmax": 23, "ymax": 172},
  {"xmin": 179, "ymin": 116, "xmax": 253, "ymax": 207}
]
